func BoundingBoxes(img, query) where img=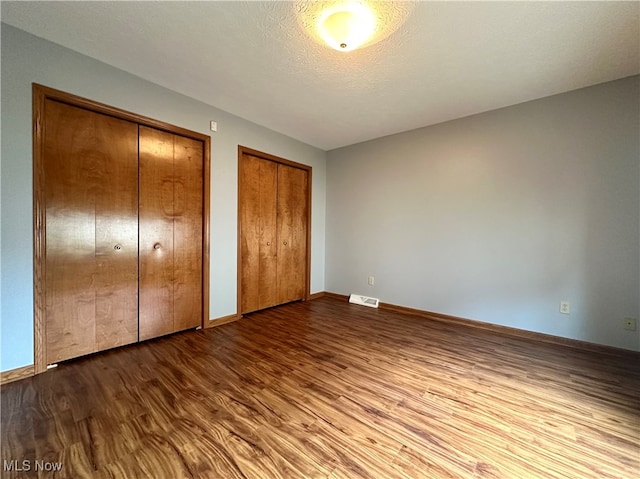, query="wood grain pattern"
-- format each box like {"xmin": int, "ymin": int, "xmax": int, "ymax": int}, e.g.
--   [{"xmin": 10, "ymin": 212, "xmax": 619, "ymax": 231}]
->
[
  {"xmin": 239, "ymin": 153, "xmax": 261, "ymax": 313},
  {"xmin": 139, "ymin": 126, "xmax": 205, "ymax": 340},
  {"xmin": 93, "ymin": 116, "xmax": 140, "ymax": 353},
  {"xmin": 238, "ymin": 147, "xmax": 310, "ymax": 314},
  {"xmin": 308, "ymin": 291, "xmax": 326, "ymax": 300},
  {"xmin": 206, "ymin": 314, "xmax": 241, "ymax": 329},
  {"xmin": 276, "ymin": 163, "xmax": 308, "ymax": 305},
  {"xmin": 43, "ymin": 99, "xmax": 139, "ymax": 365},
  {"xmin": 0, "ymin": 365, "xmax": 34, "ymax": 385},
  {"xmin": 2, "ymin": 297, "xmax": 638, "ymax": 478},
  {"xmin": 259, "ymin": 160, "xmax": 278, "ymax": 309},
  {"xmin": 33, "ymin": 85, "xmax": 48, "ymax": 374},
  {"xmin": 139, "ymin": 126, "xmax": 176, "ymax": 341},
  {"xmin": 239, "ymin": 154, "xmax": 278, "ymax": 313},
  {"xmin": 172, "ymin": 134, "xmax": 203, "ymax": 332},
  {"xmin": 201, "ymin": 136, "xmax": 211, "ymax": 332},
  {"xmin": 33, "ymin": 84, "xmax": 211, "ymax": 370}
]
